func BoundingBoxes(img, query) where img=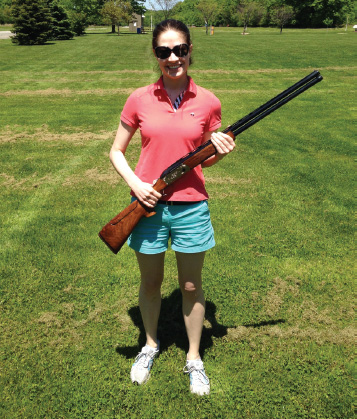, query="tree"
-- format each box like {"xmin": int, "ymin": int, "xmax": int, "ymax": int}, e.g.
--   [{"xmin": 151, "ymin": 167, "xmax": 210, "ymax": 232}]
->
[
  {"xmin": 101, "ymin": 1, "xmax": 133, "ymax": 34},
  {"xmin": 117, "ymin": 0, "xmax": 134, "ymax": 29},
  {"xmin": 58, "ymin": 0, "xmax": 105, "ymax": 24},
  {"xmin": 197, "ymin": 0, "xmax": 219, "ymax": 34},
  {"xmin": 68, "ymin": 10, "xmax": 87, "ymax": 35},
  {"xmin": 56, "ymin": 0, "xmax": 143, "ymax": 24},
  {"xmin": 283, "ymin": 0, "xmax": 354, "ymax": 28},
  {"xmin": 323, "ymin": 17, "xmax": 333, "ymax": 29},
  {"xmin": 0, "ymin": 0, "xmax": 13, "ymax": 24},
  {"xmin": 215, "ymin": 0, "xmax": 241, "ymax": 27},
  {"xmin": 238, "ymin": 0, "xmax": 263, "ymax": 34},
  {"xmin": 149, "ymin": 0, "xmax": 179, "ymax": 20},
  {"xmin": 343, "ymin": 4, "xmax": 355, "ymax": 31},
  {"xmin": 50, "ymin": 1, "xmax": 74, "ymax": 40},
  {"xmin": 271, "ymin": 4, "xmax": 294, "ymax": 33},
  {"xmin": 334, "ymin": 0, "xmax": 355, "ymax": 28},
  {"xmin": 170, "ymin": 0, "xmax": 204, "ymax": 27},
  {"xmin": 101, "ymin": 0, "xmax": 122, "ymax": 33},
  {"xmin": 11, "ymin": 0, "xmax": 53, "ymax": 45},
  {"xmin": 130, "ymin": 0, "xmax": 145, "ymax": 15}
]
